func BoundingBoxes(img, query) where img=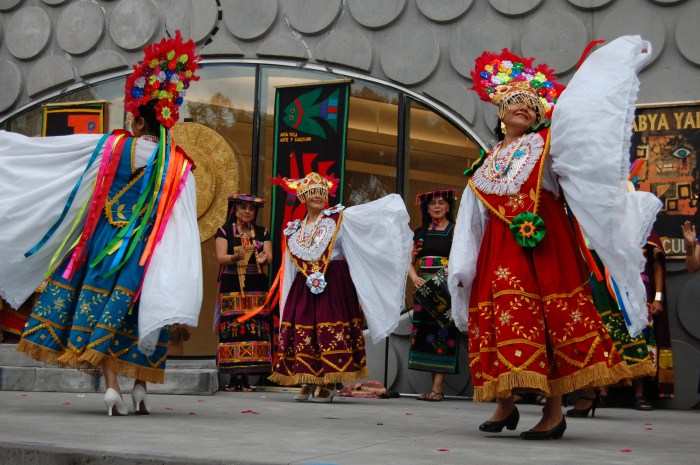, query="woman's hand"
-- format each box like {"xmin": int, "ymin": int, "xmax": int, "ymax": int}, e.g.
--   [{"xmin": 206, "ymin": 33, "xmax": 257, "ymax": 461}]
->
[
  {"xmin": 649, "ymin": 300, "xmax": 664, "ymax": 315},
  {"xmin": 256, "ymin": 250, "xmax": 270, "ymax": 264},
  {"xmin": 411, "ymin": 275, "xmax": 427, "ymax": 289},
  {"xmin": 682, "ymin": 221, "xmax": 696, "ymax": 245}
]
